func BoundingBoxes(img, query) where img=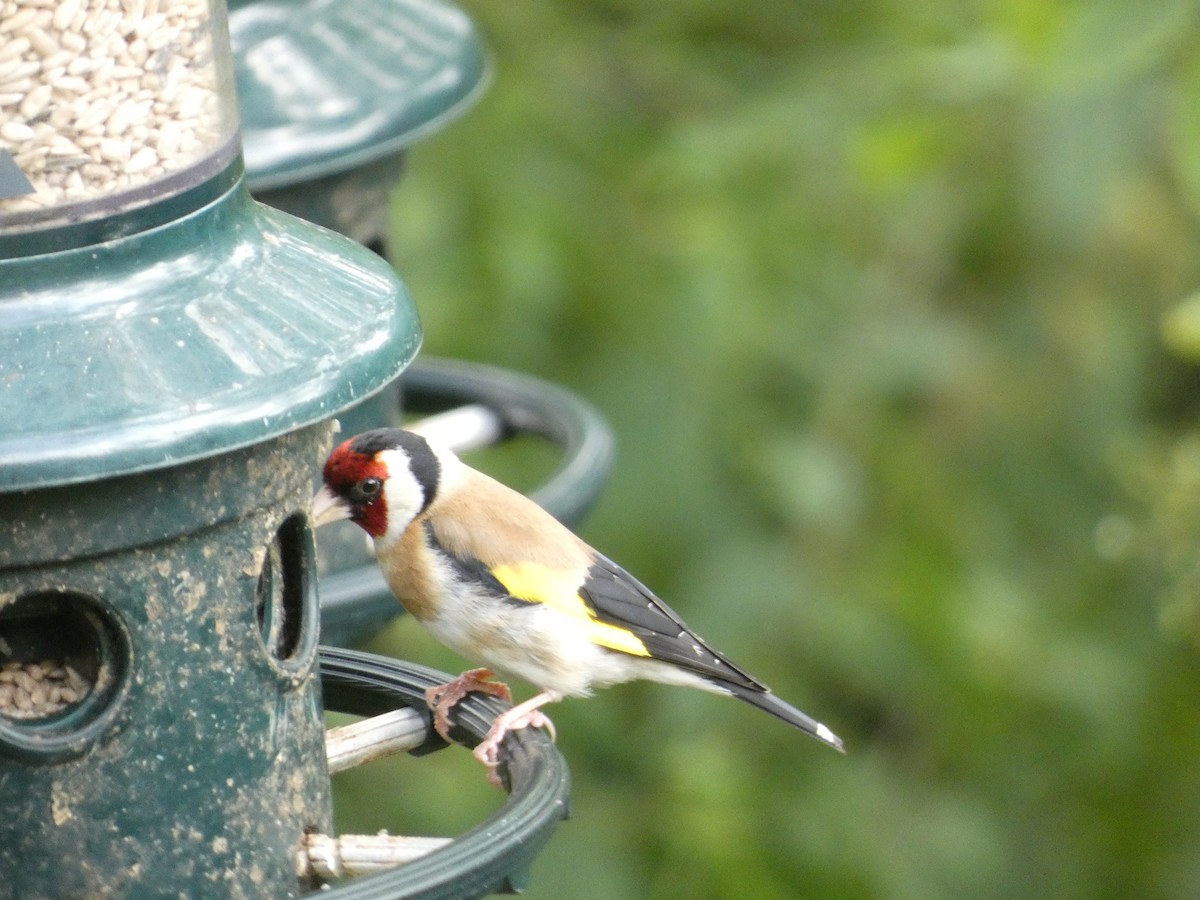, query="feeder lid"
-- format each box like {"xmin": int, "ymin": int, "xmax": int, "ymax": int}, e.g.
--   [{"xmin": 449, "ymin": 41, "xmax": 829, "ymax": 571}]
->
[
  {"xmin": 0, "ymin": 179, "xmax": 421, "ymax": 492},
  {"xmin": 230, "ymin": 0, "xmax": 489, "ymax": 191}
]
